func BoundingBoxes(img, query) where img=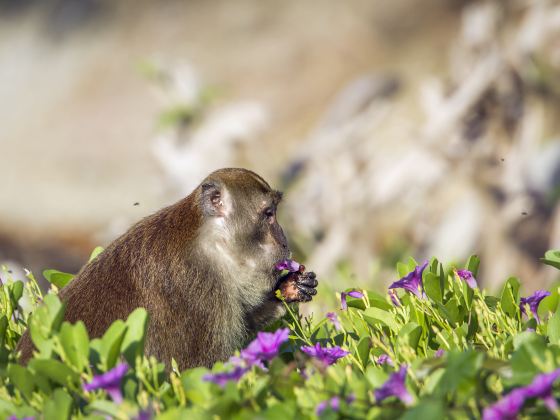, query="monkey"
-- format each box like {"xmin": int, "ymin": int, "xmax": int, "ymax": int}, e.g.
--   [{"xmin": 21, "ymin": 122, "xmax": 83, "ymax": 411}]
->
[{"xmin": 16, "ymin": 168, "xmax": 318, "ymax": 369}]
